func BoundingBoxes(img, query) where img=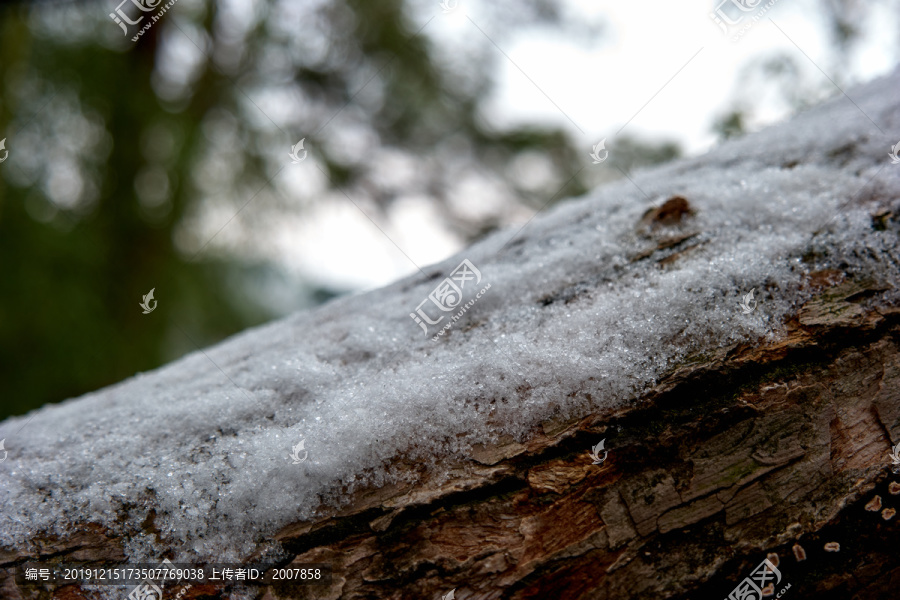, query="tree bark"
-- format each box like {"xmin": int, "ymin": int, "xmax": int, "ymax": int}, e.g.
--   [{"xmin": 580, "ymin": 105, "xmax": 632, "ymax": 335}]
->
[
  {"xmin": 4, "ymin": 278, "xmax": 899, "ymax": 599},
  {"xmin": 262, "ymin": 289, "xmax": 900, "ymax": 600},
  {"xmin": 3, "ymin": 74, "xmax": 900, "ymax": 600}
]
